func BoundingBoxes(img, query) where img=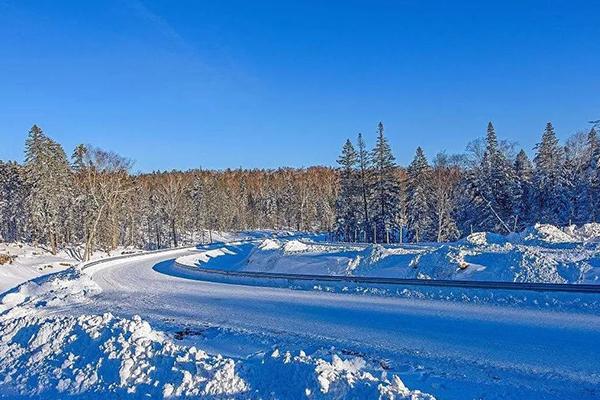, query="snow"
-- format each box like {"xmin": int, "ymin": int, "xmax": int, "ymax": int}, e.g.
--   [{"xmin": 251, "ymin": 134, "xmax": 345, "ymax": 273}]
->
[
  {"xmin": 0, "ymin": 243, "xmax": 74, "ymax": 294},
  {"xmin": 2, "ymin": 228, "xmax": 600, "ymax": 398},
  {"xmin": 176, "ymin": 248, "xmax": 235, "ymax": 267},
  {"xmin": 0, "ymin": 265, "xmax": 435, "ymax": 399},
  {"xmin": 177, "ymin": 224, "xmax": 600, "ymax": 284},
  {"xmin": 258, "ymin": 238, "xmax": 281, "ymax": 250},
  {"xmin": 283, "ymin": 239, "xmax": 309, "ymax": 252},
  {"xmin": 0, "ymin": 312, "xmax": 251, "ymax": 397},
  {"xmin": 0, "ymin": 242, "xmax": 145, "ymax": 294},
  {"xmin": 521, "ymin": 223, "xmax": 578, "ymax": 244}
]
